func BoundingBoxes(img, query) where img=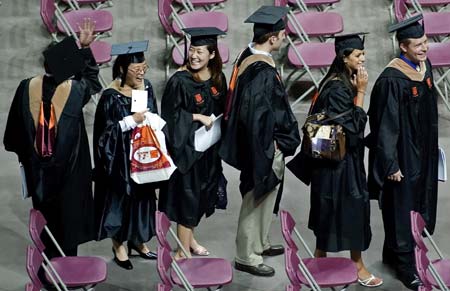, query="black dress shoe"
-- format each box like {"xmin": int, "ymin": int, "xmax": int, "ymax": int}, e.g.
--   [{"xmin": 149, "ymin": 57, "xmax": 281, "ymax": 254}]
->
[
  {"xmin": 112, "ymin": 247, "xmax": 133, "ymax": 270},
  {"xmin": 235, "ymin": 262, "xmax": 275, "ymax": 277},
  {"xmin": 127, "ymin": 242, "xmax": 157, "ymax": 260},
  {"xmin": 261, "ymin": 245, "xmax": 284, "ymax": 256},
  {"xmin": 398, "ymin": 271, "xmax": 422, "ymax": 291}
]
